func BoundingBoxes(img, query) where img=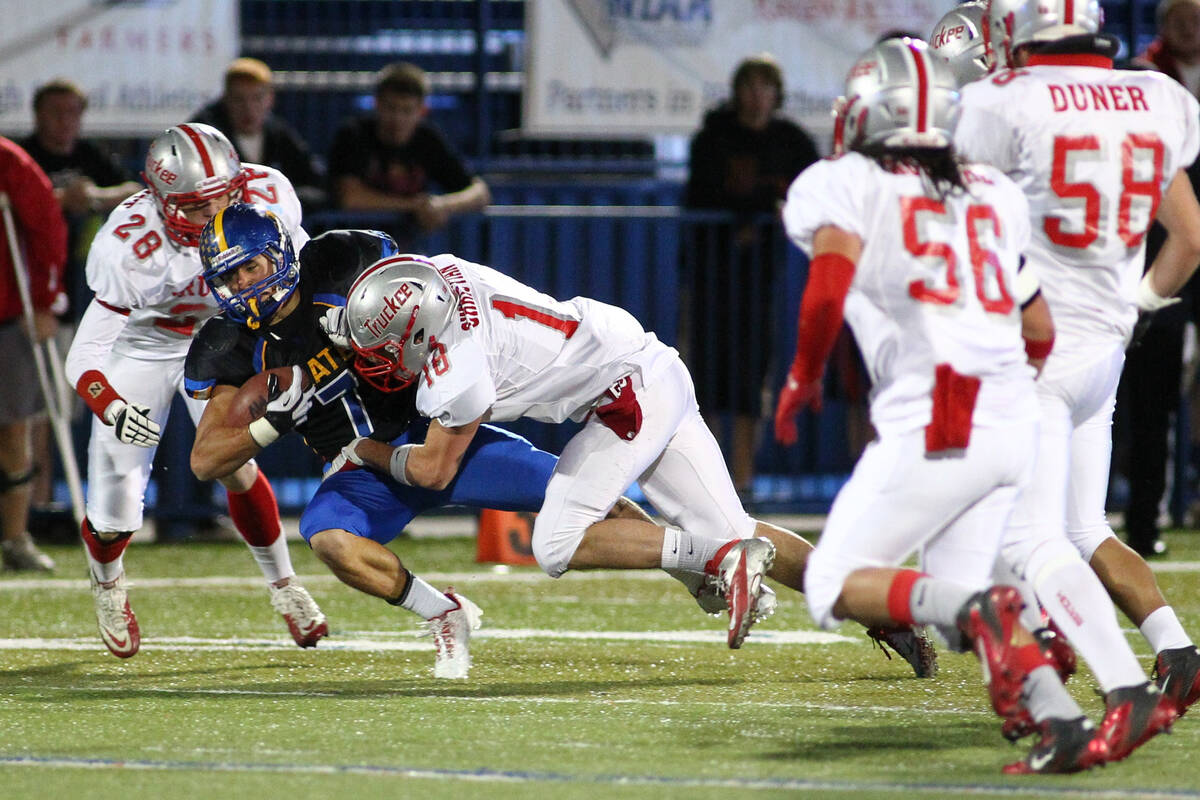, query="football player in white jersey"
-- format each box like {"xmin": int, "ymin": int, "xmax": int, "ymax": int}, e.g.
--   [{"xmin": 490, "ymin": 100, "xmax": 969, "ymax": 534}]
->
[
  {"xmin": 928, "ymin": 0, "xmax": 990, "ymax": 86},
  {"xmin": 63, "ymin": 123, "xmax": 327, "ymax": 658},
  {"xmin": 773, "ymin": 37, "xmax": 1109, "ymax": 775},
  {"xmin": 326, "ymin": 254, "xmax": 827, "ymax": 653},
  {"xmin": 954, "ymin": 0, "xmax": 1200, "ymax": 733}
]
